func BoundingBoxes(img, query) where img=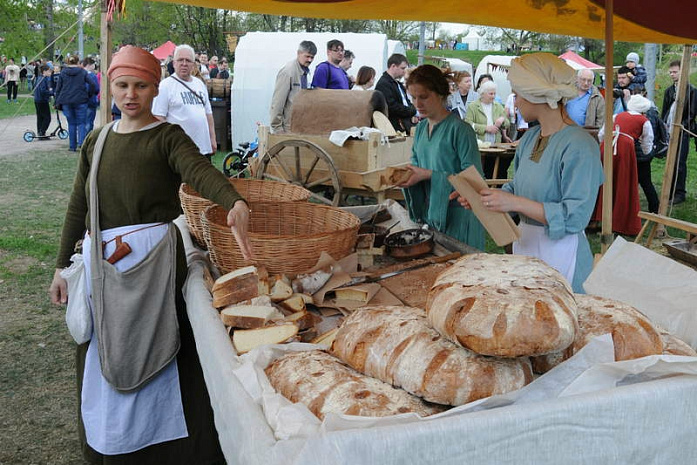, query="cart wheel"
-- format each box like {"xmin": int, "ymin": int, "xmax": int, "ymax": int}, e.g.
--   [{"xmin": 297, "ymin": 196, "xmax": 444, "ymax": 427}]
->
[
  {"xmin": 256, "ymin": 139, "xmax": 342, "ymax": 206},
  {"xmin": 58, "ymin": 129, "xmax": 69, "ymax": 140},
  {"xmin": 23, "ymin": 131, "xmax": 36, "ymax": 142}
]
